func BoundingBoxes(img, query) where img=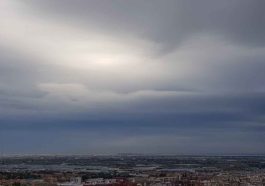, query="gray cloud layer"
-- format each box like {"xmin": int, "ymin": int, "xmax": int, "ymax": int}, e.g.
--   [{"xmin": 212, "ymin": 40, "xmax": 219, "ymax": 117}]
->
[{"xmin": 0, "ymin": 0, "xmax": 265, "ymax": 154}]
